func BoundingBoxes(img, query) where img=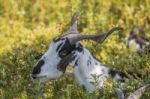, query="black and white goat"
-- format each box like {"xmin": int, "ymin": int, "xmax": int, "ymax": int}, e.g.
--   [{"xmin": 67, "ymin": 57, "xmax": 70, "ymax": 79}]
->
[
  {"xmin": 127, "ymin": 27, "xmax": 149, "ymax": 54},
  {"xmin": 31, "ymin": 12, "xmax": 125, "ymax": 91}
]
